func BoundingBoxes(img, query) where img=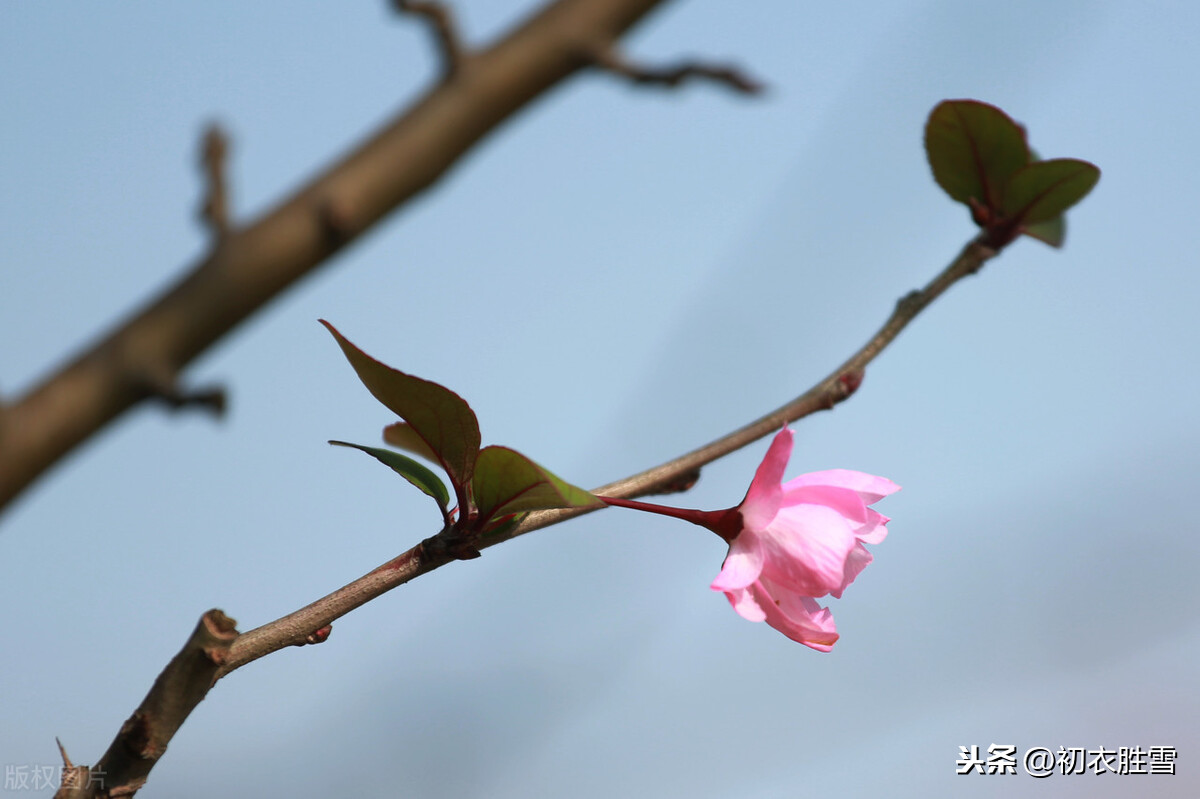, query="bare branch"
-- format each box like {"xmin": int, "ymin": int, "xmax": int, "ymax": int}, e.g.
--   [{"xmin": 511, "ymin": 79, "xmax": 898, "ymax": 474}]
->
[
  {"xmin": 393, "ymin": 0, "xmax": 465, "ymax": 78},
  {"xmin": 589, "ymin": 43, "xmax": 764, "ymax": 94},
  {"xmin": 197, "ymin": 123, "xmax": 231, "ymax": 238},
  {"xmin": 0, "ymin": 0, "xmax": 669, "ymax": 519}
]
